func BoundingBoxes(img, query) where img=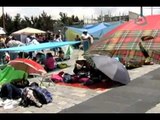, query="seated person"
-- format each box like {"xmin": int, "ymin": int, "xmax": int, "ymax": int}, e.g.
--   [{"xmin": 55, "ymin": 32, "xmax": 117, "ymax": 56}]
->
[
  {"xmin": 55, "ymin": 48, "xmax": 70, "ymax": 62},
  {"xmin": 44, "ymin": 53, "xmax": 57, "ymax": 72},
  {"xmin": 18, "ymin": 52, "xmax": 29, "ymax": 58},
  {"xmin": 58, "ymin": 48, "xmax": 65, "ymax": 60},
  {"xmin": 73, "ymin": 60, "xmax": 91, "ymax": 75},
  {"xmin": 2, "ymin": 52, "xmax": 10, "ymax": 64},
  {"xmin": 35, "ymin": 52, "xmax": 45, "ymax": 64},
  {"xmin": 74, "ymin": 35, "xmax": 81, "ymax": 49},
  {"xmin": 73, "ymin": 60, "xmax": 106, "ymax": 85}
]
